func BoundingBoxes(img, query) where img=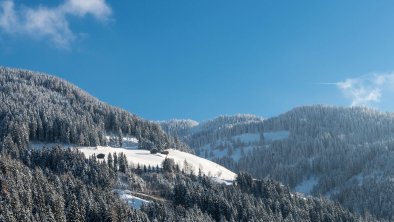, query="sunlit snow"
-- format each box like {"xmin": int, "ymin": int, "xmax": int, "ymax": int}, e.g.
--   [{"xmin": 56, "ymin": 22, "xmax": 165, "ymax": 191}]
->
[{"xmin": 79, "ymin": 146, "xmax": 236, "ymax": 181}]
